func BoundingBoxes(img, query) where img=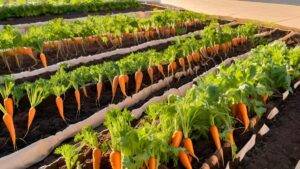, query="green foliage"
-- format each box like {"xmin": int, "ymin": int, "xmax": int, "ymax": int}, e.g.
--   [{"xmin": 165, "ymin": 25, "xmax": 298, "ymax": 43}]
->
[
  {"xmin": 55, "ymin": 144, "xmax": 79, "ymax": 169},
  {"xmin": 74, "ymin": 126, "xmax": 99, "ymax": 149},
  {"xmin": 0, "ymin": 0, "xmax": 141, "ymax": 21}
]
